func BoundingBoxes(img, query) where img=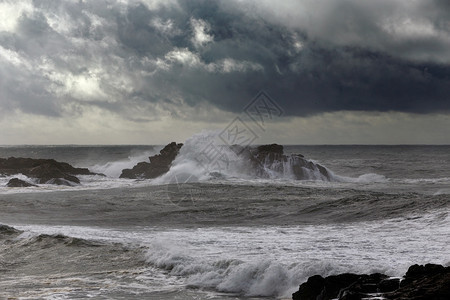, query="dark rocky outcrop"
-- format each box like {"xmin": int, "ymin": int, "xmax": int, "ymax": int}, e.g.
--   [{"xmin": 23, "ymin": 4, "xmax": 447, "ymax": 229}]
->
[
  {"xmin": 237, "ymin": 143, "xmax": 331, "ymax": 180},
  {"xmin": 292, "ymin": 264, "xmax": 449, "ymax": 300},
  {"xmin": 6, "ymin": 178, "xmax": 37, "ymax": 187},
  {"xmin": 120, "ymin": 142, "xmax": 183, "ymax": 179},
  {"xmin": 292, "ymin": 273, "xmax": 389, "ymax": 300},
  {"xmin": 387, "ymin": 264, "xmax": 450, "ymax": 300},
  {"xmin": 256, "ymin": 144, "xmax": 284, "ymax": 155},
  {"xmin": 120, "ymin": 142, "xmax": 331, "ymax": 181},
  {"xmin": 0, "ymin": 157, "xmax": 99, "ymax": 186}
]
